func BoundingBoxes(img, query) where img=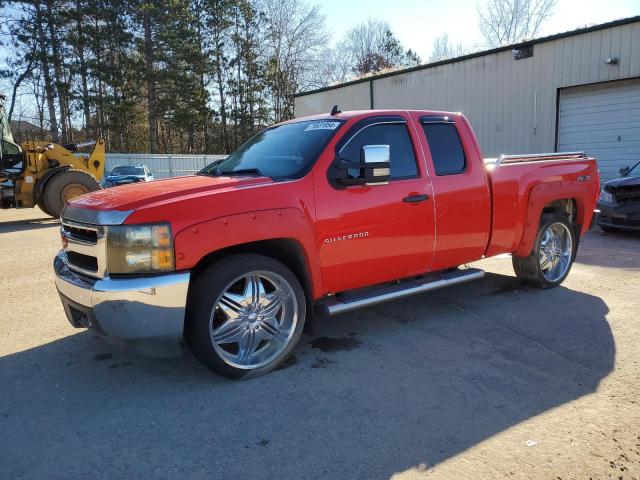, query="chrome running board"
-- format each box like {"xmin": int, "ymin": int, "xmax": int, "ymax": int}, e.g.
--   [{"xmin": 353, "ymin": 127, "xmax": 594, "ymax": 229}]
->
[{"xmin": 320, "ymin": 268, "xmax": 485, "ymax": 316}]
